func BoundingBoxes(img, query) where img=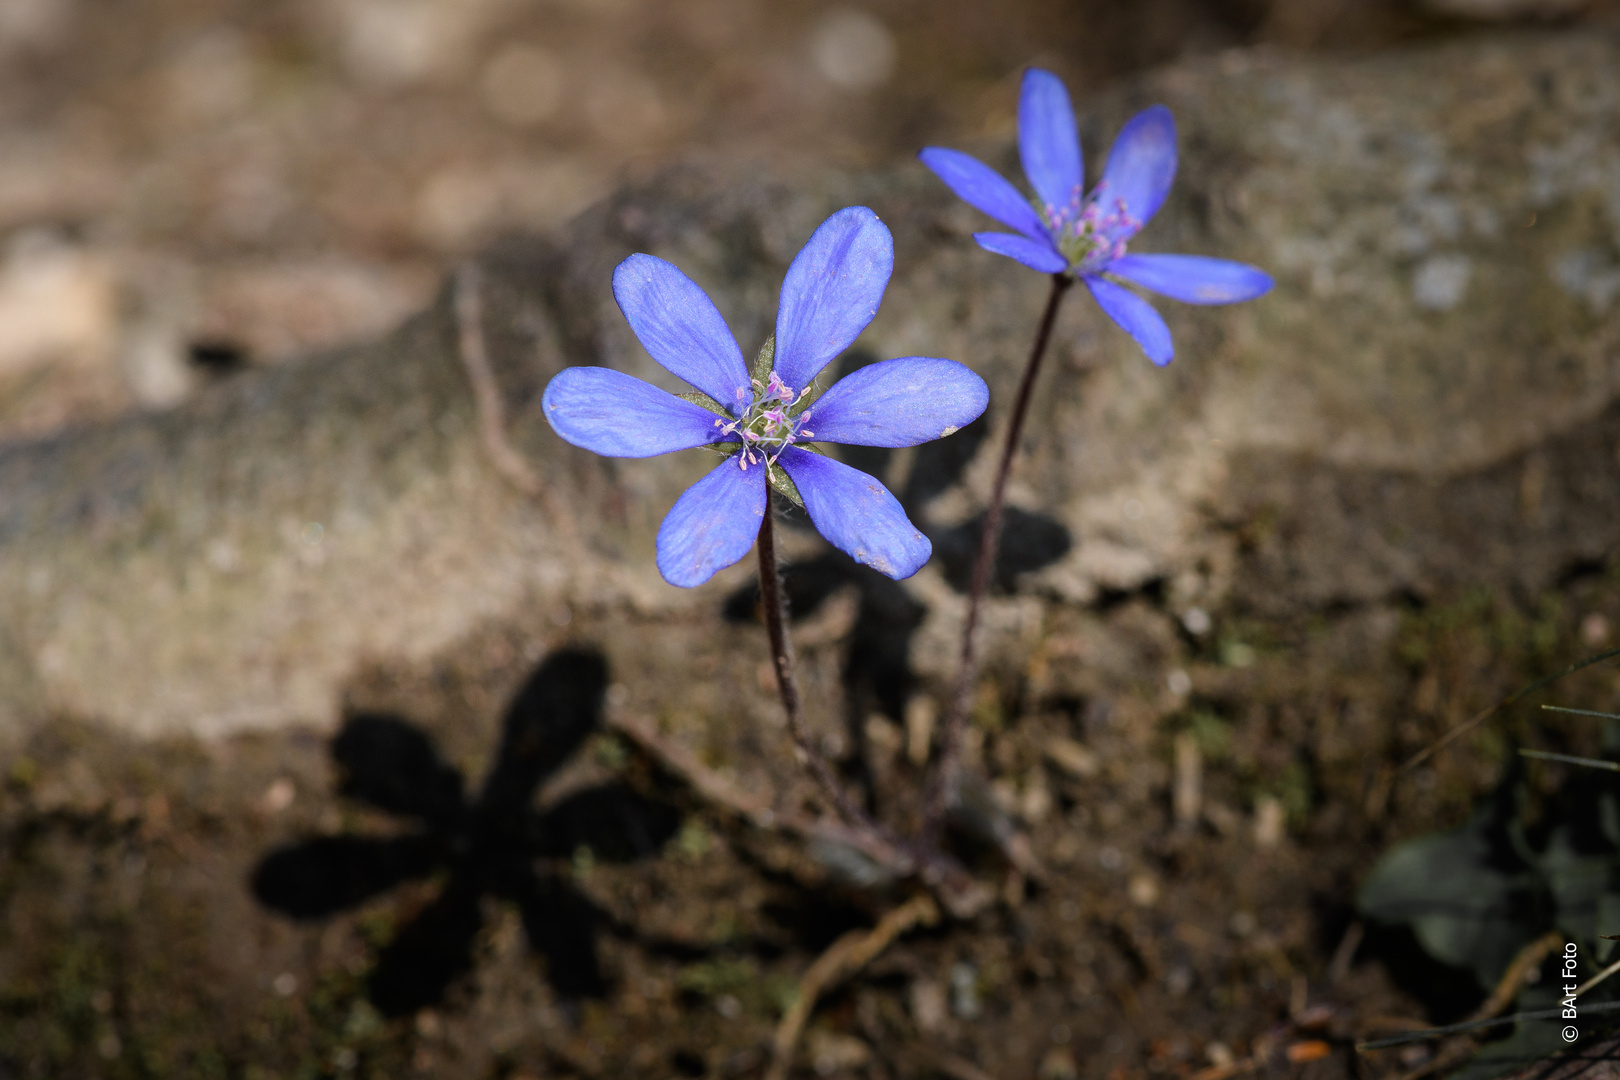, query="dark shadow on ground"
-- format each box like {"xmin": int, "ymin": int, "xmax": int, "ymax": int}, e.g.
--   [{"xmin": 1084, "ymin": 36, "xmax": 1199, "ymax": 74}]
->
[{"xmin": 251, "ymin": 647, "xmax": 682, "ymax": 1015}]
